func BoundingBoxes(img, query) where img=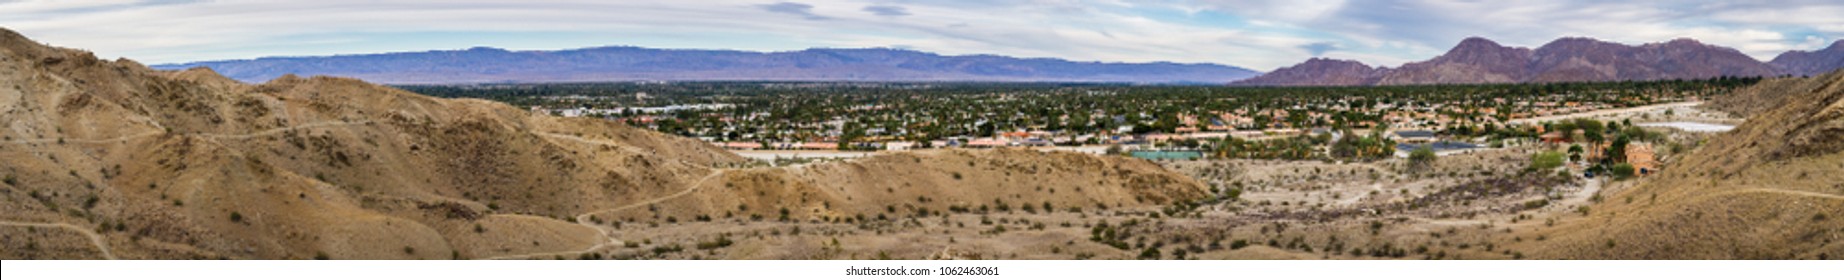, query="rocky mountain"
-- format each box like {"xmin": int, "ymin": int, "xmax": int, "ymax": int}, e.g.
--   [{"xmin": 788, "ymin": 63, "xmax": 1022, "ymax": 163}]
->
[
  {"xmin": 1377, "ymin": 37, "xmax": 1534, "ymax": 85},
  {"xmin": 0, "ymin": 28, "xmax": 1205, "ymax": 259},
  {"xmin": 1225, "ymin": 58, "xmax": 1388, "ymax": 86},
  {"xmin": 151, "ymin": 46, "xmax": 1259, "ymax": 84},
  {"xmin": 1236, "ymin": 37, "xmax": 1786, "ymax": 86},
  {"xmin": 1770, "ymin": 40, "xmax": 1844, "ymax": 77}
]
